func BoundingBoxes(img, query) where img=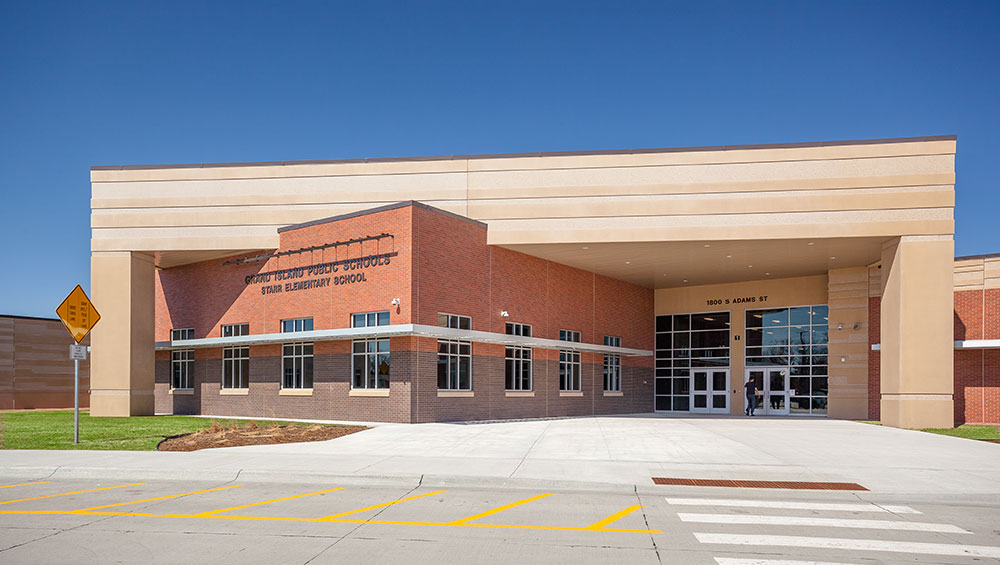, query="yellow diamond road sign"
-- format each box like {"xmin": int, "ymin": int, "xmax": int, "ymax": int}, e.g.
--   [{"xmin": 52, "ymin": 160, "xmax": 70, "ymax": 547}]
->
[{"xmin": 56, "ymin": 285, "xmax": 101, "ymax": 344}]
